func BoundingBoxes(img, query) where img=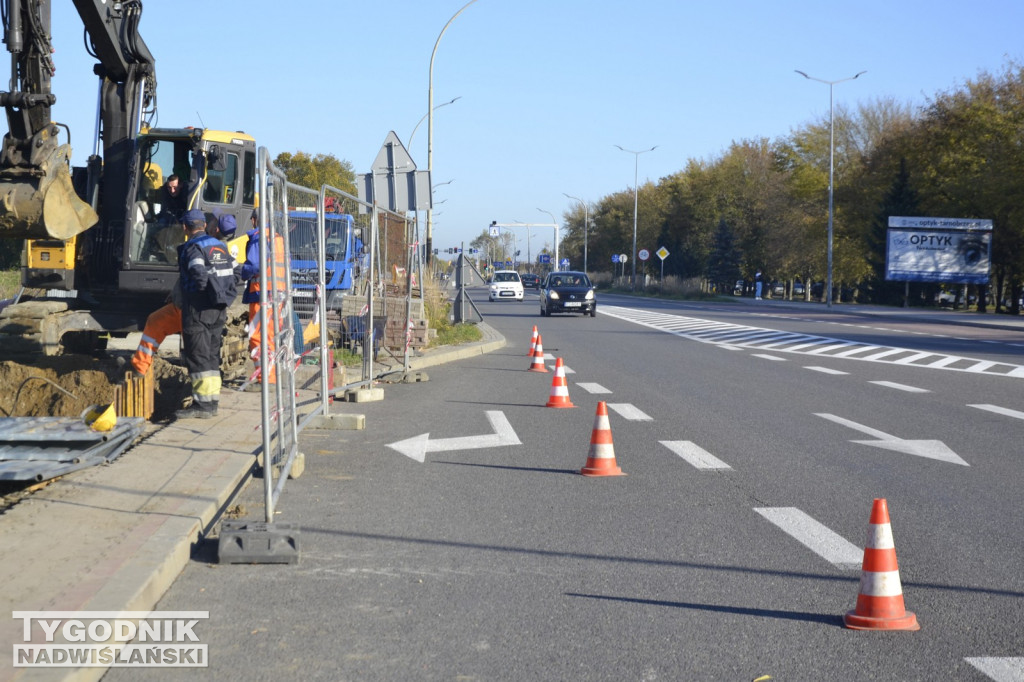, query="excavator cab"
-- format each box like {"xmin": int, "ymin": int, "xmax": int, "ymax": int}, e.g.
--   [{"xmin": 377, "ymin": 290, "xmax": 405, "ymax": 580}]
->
[{"xmin": 122, "ymin": 128, "xmax": 256, "ymax": 272}]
